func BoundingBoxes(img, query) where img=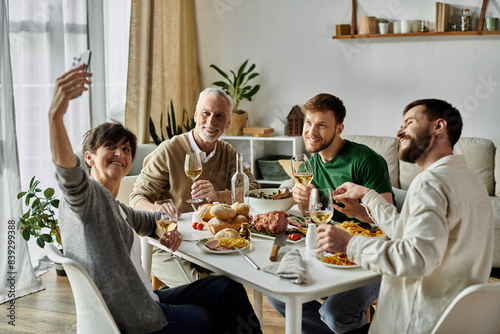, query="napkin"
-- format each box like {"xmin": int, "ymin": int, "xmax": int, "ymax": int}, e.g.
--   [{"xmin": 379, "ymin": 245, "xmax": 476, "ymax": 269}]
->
[{"xmin": 263, "ymin": 249, "xmax": 307, "ymax": 284}]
